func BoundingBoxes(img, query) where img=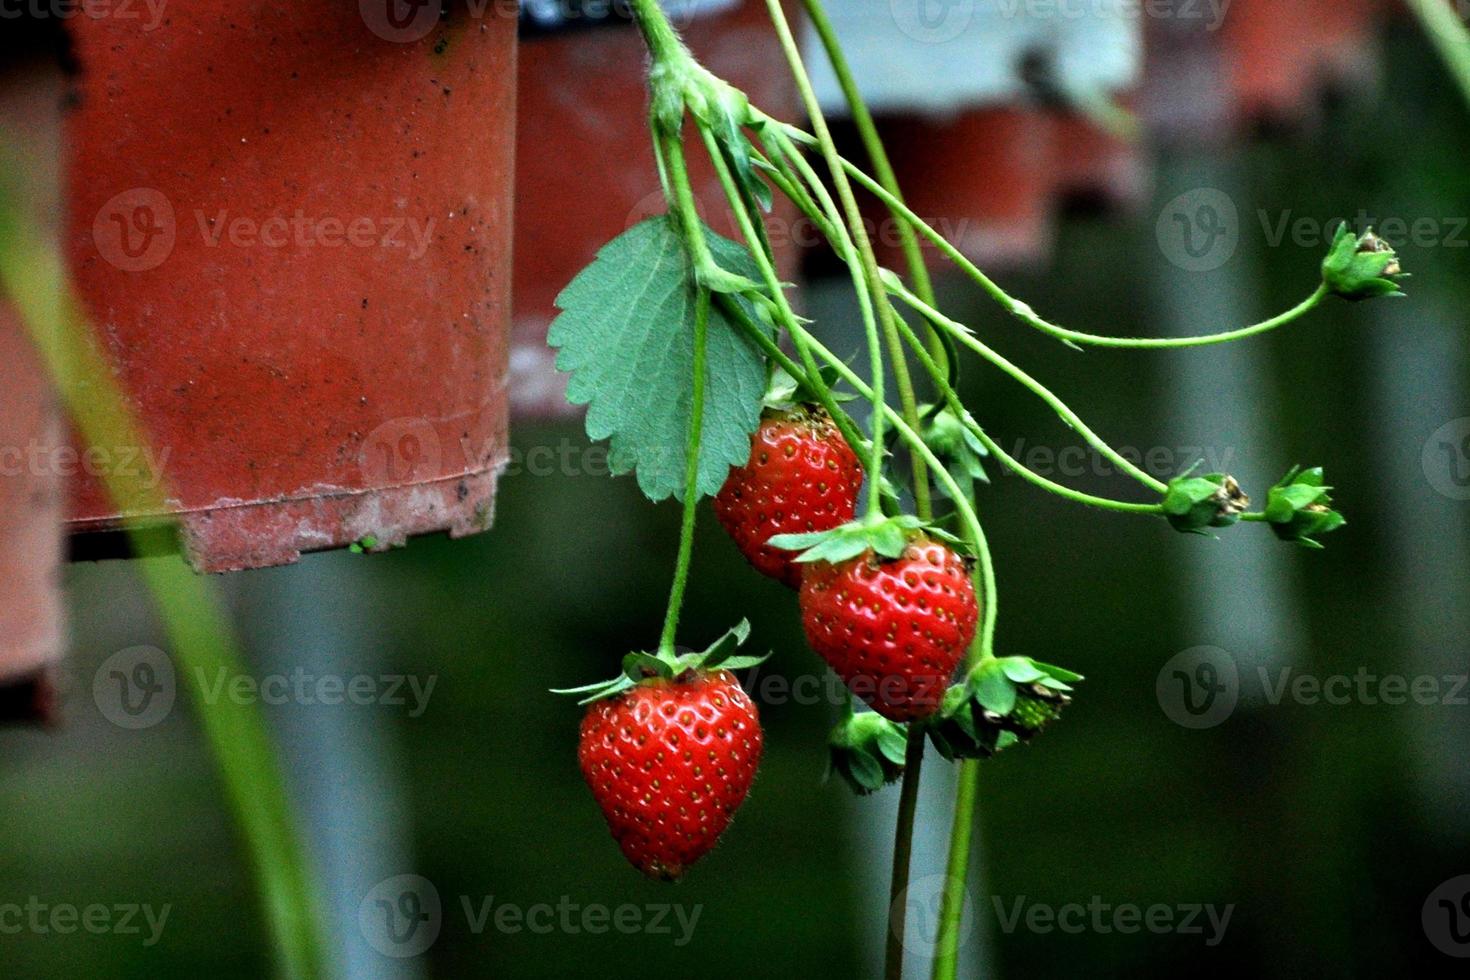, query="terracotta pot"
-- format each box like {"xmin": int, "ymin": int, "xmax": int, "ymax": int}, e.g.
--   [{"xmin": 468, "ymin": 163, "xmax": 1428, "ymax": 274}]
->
[
  {"xmin": 0, "ymin": 55, "xmax": 66, "ymax": 723},
  {"xmin": 63, "ymin": 3, "xmax": 517, "ymax": 572},
  {"xmin": 512, "ymin": 2, "xmax": 802, "ymax": 416}
]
